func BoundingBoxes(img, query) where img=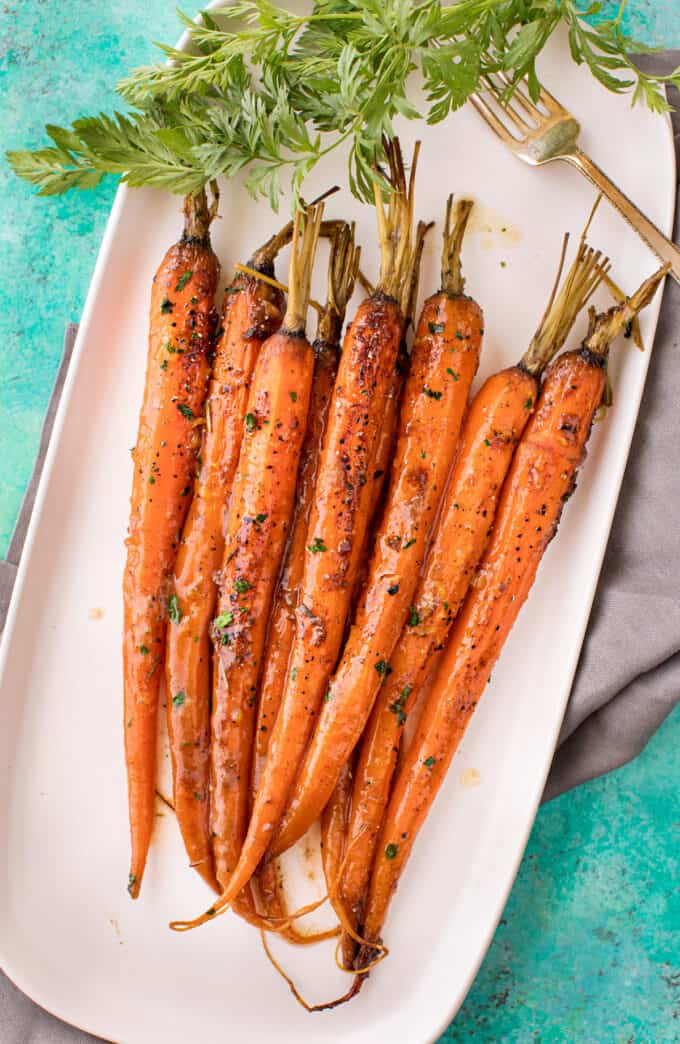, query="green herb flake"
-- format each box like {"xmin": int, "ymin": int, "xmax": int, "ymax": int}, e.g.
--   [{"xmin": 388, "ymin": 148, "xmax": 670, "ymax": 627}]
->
[
  {"xmin": 455, "ymin": 331, "xmax": 464, "ymax": 341},
  {"xmin": 403, "ymin": 538, "xmax": 416, "ymax": 550},
  {"xmin": 172, "ymin": 690, "xmax": 186, "ymax": 707},
  {"xmin": 245, "ymin": 412, "xmax": 256, "ymax": 432},
  {"xmin": 167, "ymin": 594, "xmax": 182, "ymax": 624},
  {"xmin": 255, "ymin": 513, "xmax": 267, "ymax": 524},
  {"xmin": 308, "ymin": 537, "xmax": 327, "ymax": 554},
  {"xmin": 324, "ymin": 689, "xmax": 333, "ymax": 703},
  {"xmin": 127, "ymin": 873, "xmax": 137, "ymax": 896},
  {"xmin": 160, "ymin": 359, "xmax": 168, "ymax": 370},
  {"xmin": 291, "ymin": 667, "xmax": 298, "ymax": 681},
  {"xmin": 214, "ymin": 611, "xmax": 234, "ymax": 629},
  {"xmin": 447, "ymin": 368, "xmax": 460, "ymax": 381},
  {"xmin": 139, "ymin": 644, "xmax": 150, "ymax": 656},
  {"xmin": 422, "ymin": 385, "xmax": 442, "ymax": 400},
  {"xmin": 375, "ymin": 660, "xmax": 392, "ymax": 678},
  {"xmin": 525, "ymin": 397, "xmax": 534, "ymax": 410},
  {"xmin": 424, "ymin": 755, "xmax": 436, "ymax": 768},
  {"xmin": 385, "ymin": 843, "xmax": 399, "ymax": 861},
  {"xmin": 175, "ymin": 270, "xmax": 193, "ymax": 292},
  {"xmin": 160, "ymin": 298, "xmax": 174, "ymax": 314},
  {"xmin": 148, "ymin": 475, "xmax": 155, "ymax": 485},
  {"xmin": 484, "ymin": 438, "xmax": 491, "ymax": 447},
  {"xmin": 234, "ymin": 578, "xmax": 252, "ymax": 593},
  {"xmin": 177, "ymin": 403, "xmax": 195, "ymax": 420},
  {"xmin": 428, "ymin": 321, "xmax": 445, "ymax": 335},
  {"xmin": 387, "ymin": 583, "xmax": 399, "ymax": 596},
  {"xmin": 289, "ymin": 391, "xmax": 298, "ymax": 403},
  {"xmin": 408, "ymin": 606, "xmax": 421, "ymax": 627}
]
